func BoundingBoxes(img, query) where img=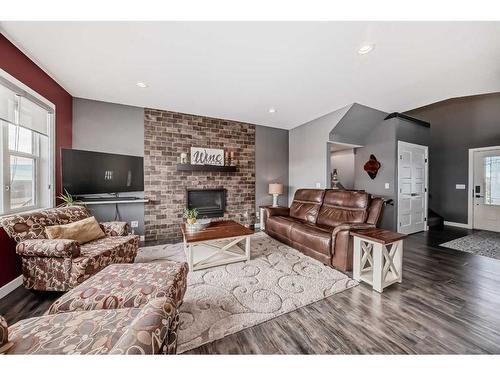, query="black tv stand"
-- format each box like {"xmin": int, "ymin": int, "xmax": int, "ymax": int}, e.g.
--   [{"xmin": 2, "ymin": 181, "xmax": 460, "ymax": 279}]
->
[
  {"xmin": 79, "ymin": 196, "xmax": 141, "ymax": 202},
  {"xmin": 78, "ymin": 196, "xmax": 149, "ymax": 206}
]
